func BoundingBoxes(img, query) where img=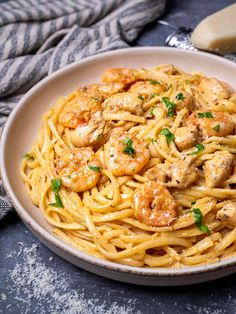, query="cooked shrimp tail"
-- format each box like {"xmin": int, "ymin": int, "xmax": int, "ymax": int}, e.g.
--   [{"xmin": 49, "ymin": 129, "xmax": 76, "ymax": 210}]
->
[{"xmin": 132, "ymin": 181, "xmax": 178, "ymax": 227}]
